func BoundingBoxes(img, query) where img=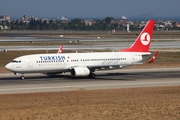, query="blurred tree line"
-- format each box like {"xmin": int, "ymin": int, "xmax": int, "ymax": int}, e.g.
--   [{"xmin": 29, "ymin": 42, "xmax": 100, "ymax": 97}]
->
[
  {"xmin": 1, "ymin": 16, "xmax": 180, "ymax": 31},
  {"xmin": 1, "ymin": 17, "xmax": 126, "ymax": 31}
]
